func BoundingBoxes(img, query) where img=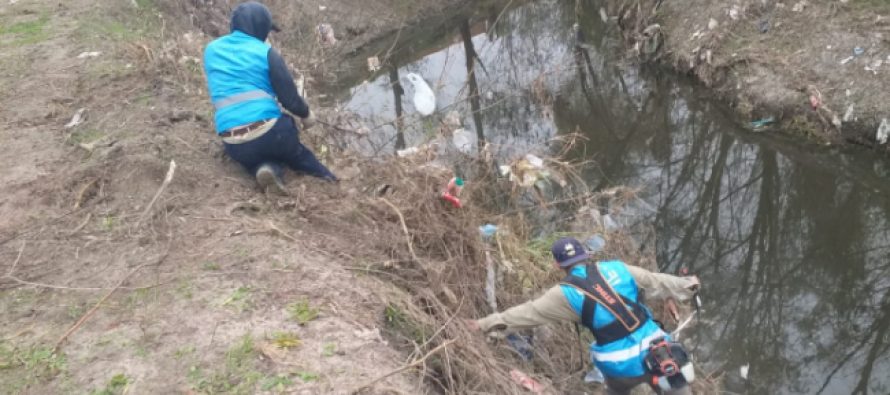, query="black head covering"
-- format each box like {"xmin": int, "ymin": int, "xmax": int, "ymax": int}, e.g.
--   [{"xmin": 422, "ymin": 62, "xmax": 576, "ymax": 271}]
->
[{"xmin": 230, "ymin": 1, "xmax": 280, "ymax": 41}]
